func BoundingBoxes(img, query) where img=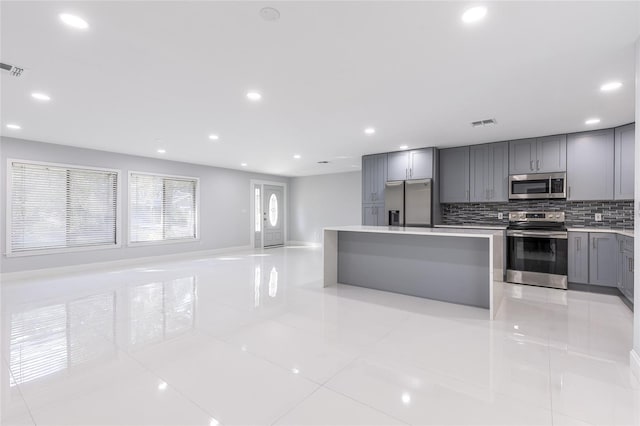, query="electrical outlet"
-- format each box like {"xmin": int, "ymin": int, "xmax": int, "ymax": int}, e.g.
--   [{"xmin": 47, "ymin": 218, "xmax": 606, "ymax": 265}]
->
[
  {"xmin": 595, "ymin": 213, "xmax": 603, "ymax": 222},
  {"xmin": 497, "ymin": 212, "xmax": 504, "ymax": 220}
]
